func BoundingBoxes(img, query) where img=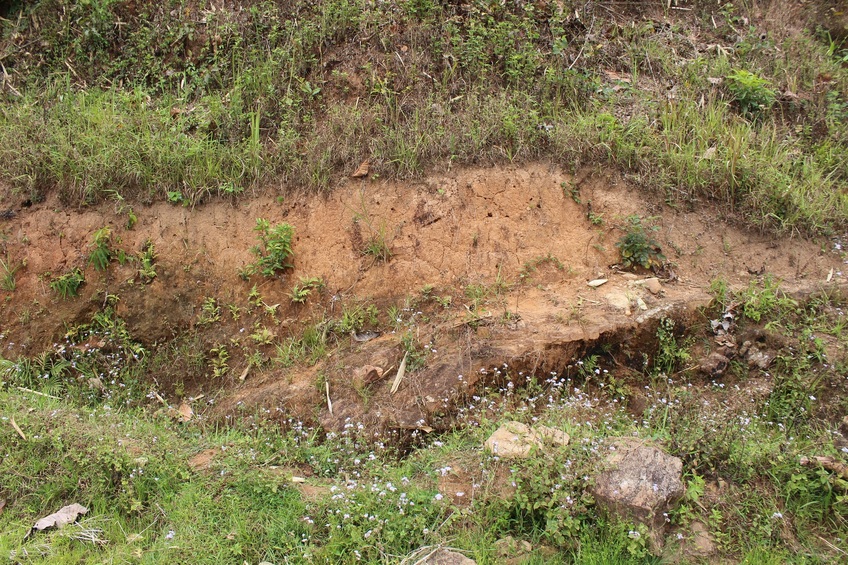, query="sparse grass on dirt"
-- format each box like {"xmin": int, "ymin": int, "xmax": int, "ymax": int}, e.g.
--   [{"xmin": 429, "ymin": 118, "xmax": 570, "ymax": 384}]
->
[{"xmin": 0, "ymin": 1, "xmax": 846, "ymax": 235}]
